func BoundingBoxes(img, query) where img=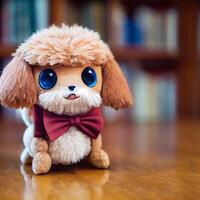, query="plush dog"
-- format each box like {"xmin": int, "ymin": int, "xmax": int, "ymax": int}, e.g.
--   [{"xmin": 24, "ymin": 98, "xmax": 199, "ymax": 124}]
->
[{"xmin": 0, "ymin": 25, "xmax": 132, "ymax": 174}]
